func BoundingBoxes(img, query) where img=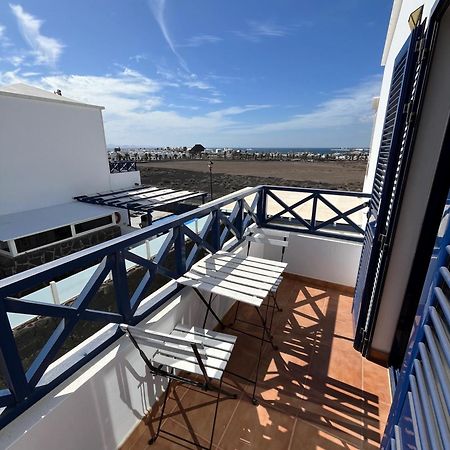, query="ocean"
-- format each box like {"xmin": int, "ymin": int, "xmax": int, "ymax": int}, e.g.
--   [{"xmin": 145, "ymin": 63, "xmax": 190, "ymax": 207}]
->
[{"xmin": 209, "ymin": 147, "xmax": 366, "ymax": 154}]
